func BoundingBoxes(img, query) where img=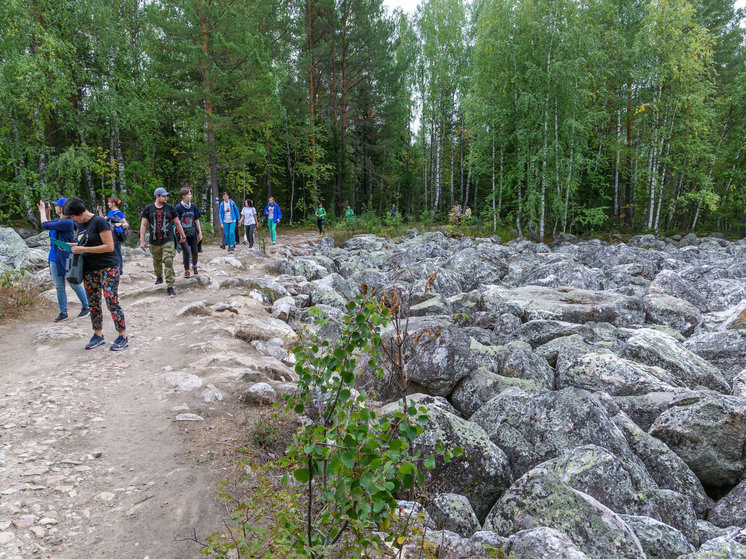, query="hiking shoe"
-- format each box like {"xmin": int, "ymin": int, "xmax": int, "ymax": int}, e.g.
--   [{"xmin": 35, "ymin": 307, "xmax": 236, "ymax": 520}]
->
[
  {"xmin": 85, "ymin": 334, "xmax": 105, "ymax": 350},
  {"xmin": 155, "ymin": 277, "xmax": 163, "ymax": 285},
  {"xmin": 54, "ymin": 312, "xmax": 68, "ymax": 322},
  {"xmin": 192, "ymin": 265, "xmax": 199, "ymax": 275},
  {"xmin": 184, "ymin": 269, "xmax": 191, "ymax": 278},
  {"xmin": 220, "ymin": 244, "xmax": 226, "ymax": 249},
  {"xmin": 77, "ymin": 308, "xmax": 91, "ymax": 319},
  {"xmin": 167, "ymin": 287, "xmax": 176, "ymax": 297},
  {"xmin": 110, "ymin": 336, "xmax": 129, "ymax": 351}
]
